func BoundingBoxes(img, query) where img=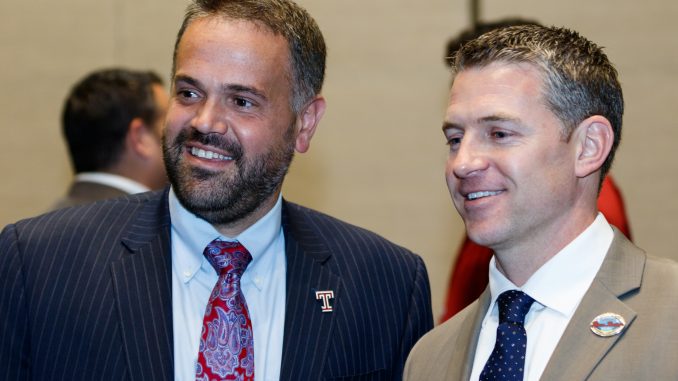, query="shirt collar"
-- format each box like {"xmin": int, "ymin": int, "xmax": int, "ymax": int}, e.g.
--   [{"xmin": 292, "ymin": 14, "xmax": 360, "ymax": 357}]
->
[
  {"xmin": 75, "ymin": 172, "xmax": 150, "ymax": 194},
  {"xmin": 488, "ymin": 213, "xmax": 614, "ymax": 318},
  {"xmin": 168, "ymin": 187, "xmax": 283, "ymax": 290},
  {"xmin": 74, "ymin": 172, "xmax": 150, "ymax": 194}
]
